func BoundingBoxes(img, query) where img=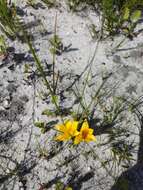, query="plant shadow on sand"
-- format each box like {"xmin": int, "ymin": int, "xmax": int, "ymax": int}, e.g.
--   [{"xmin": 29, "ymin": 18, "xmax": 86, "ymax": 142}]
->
[
  {"xmin": 0, "ymin": 156, "xmax": 37, "ymax": 189},
  {"xmin": 67, "ymin": 170, "xmax": 94, "ymax": 190},
  {"xmin": 111, "ymin": 116, "xmax": 143, "ymax": 190}
]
